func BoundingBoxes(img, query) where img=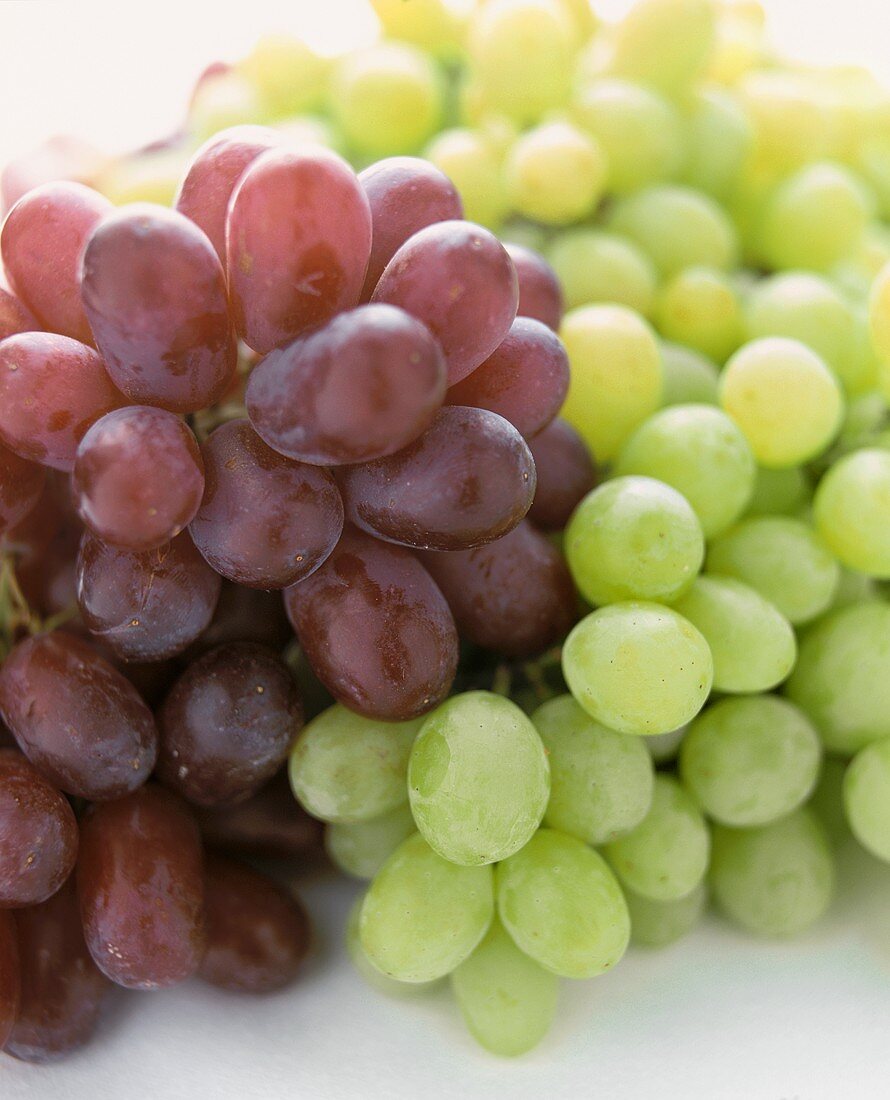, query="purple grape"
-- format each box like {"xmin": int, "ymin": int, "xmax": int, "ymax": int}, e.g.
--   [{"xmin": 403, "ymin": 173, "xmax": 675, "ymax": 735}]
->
[
  {"xmin": 0, "ymin": 909, "xmax": 18, "ymax": 1052},
  {"xmin": 527, "ymin": 418, "xmax": 598, "ymax": 530},
  {"xmin": 505, "ymin": 242, "xmax": 563, "ymax": 331}
]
